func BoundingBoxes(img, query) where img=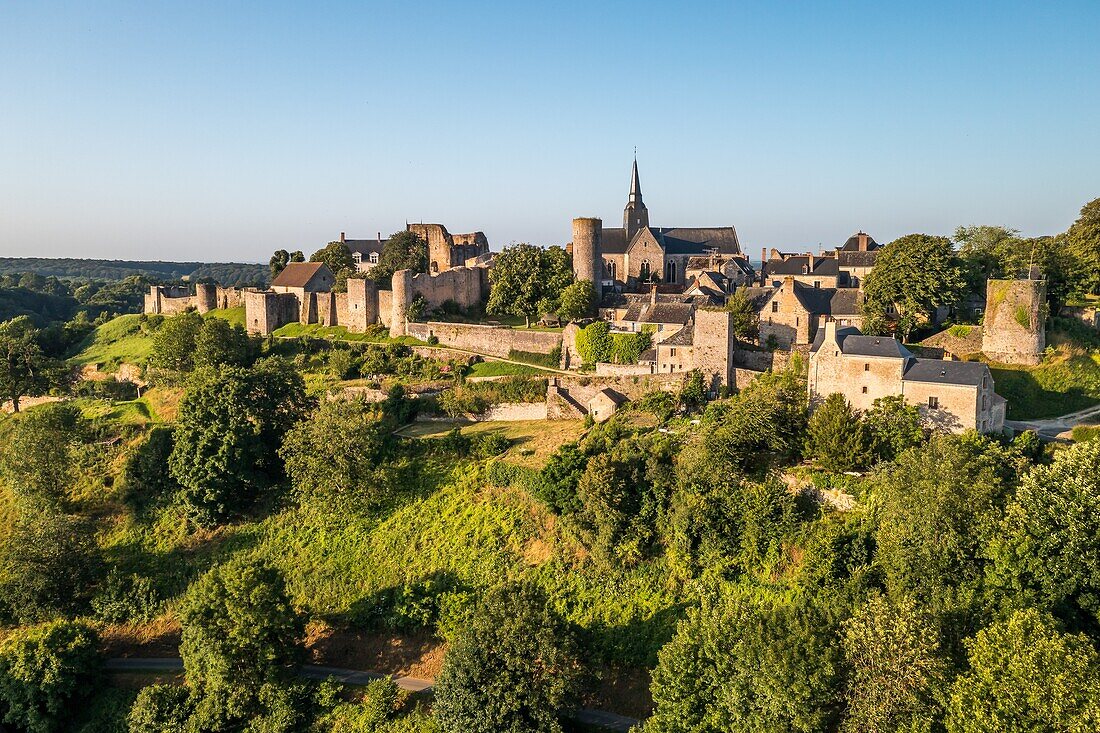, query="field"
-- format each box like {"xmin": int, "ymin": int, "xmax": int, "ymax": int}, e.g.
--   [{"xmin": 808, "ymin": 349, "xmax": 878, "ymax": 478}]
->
[
  {"xmin": 466, "ymin": 360, "xmax": 551, "ymax": 378},
  {"xmin": 397, "ymin": 420, "xmax": 585, "ymax": 468}
]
